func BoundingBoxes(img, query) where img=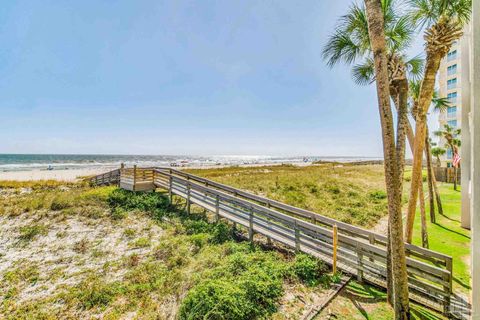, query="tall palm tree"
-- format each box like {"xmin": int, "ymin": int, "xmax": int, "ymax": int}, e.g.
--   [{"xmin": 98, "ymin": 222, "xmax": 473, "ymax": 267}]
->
[
  {"xmin": 409, "ymin": 80, "xmax": 448, "ymax": 220},
  {"xmin": 435, "ymin": 124, "xmax": 462, "ymax": 189},
  {"xmin": 323, "ymin": 1, "xmax": 411, "ymax": 313},
  {"xmin": 404, "ymin": 0, "xmax": 471, "ymax": 243},
  {"xmin": 363, "ymin": 0, "xmax": 410, "ymax": 318},
  {"xmin": 431, "ymin": 146, "xmax": 446, "ymax": 166}
]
